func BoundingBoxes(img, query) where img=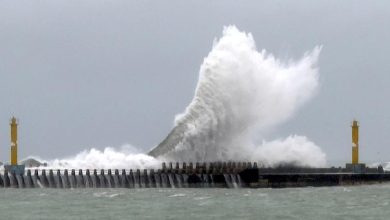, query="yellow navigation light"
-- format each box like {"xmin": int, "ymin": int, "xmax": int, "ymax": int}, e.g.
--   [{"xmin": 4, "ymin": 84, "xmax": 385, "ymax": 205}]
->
[
  {"xmin": 351, "ymin": 120, "xmax": 359, "ymax": 164},
  {"xmin": 10, "ymin": 117, "xmax": 18, "ymax": 165}
]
